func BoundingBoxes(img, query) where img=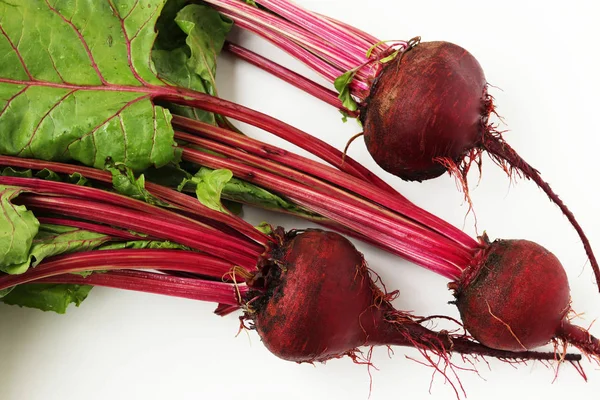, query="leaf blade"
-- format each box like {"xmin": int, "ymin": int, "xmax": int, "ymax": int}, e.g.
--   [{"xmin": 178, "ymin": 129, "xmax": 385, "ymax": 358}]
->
[
  {"xmin": 0, "ymin": 185, "xmax": 39, "ymax": 274},
  {"xmin": 0, "ymin": 0, "xmax": 176, "ymax": 171},
  {"xmin": 1, "ymin": 283, "xmax": 93, "ymax": 314}
]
